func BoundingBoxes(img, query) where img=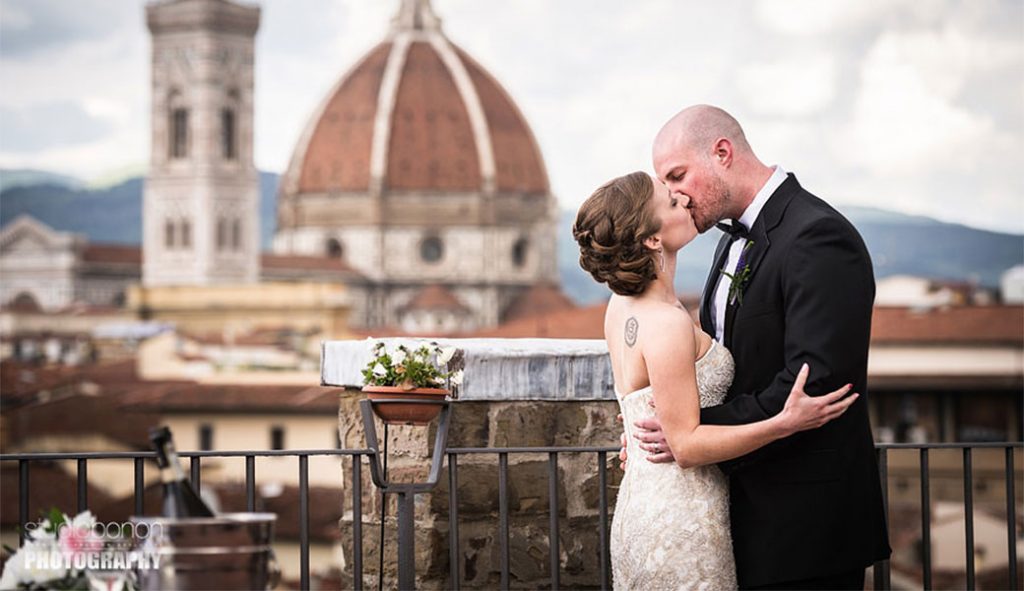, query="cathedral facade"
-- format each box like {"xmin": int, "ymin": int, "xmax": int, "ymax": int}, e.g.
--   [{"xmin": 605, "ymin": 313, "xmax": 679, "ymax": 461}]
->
[{"xmin": 272, "ymin": 0, "xmax": 561, "ymax": 332}]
